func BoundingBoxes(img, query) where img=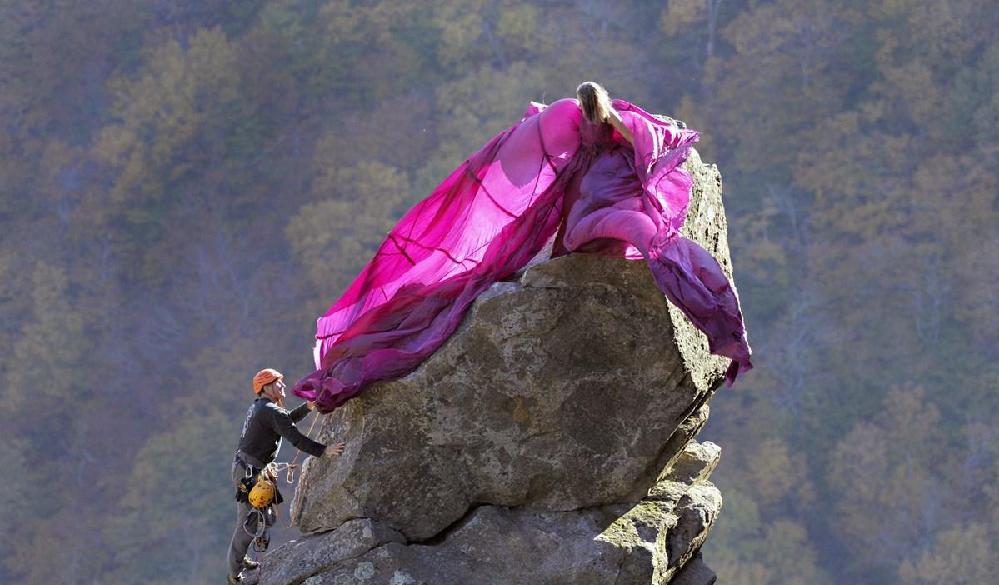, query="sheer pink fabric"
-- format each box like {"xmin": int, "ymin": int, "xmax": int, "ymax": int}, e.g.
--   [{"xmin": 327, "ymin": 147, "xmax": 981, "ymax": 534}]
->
[{"xmin": 293, "ymin": 98, "xmax": 752, "ymax": 412}]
